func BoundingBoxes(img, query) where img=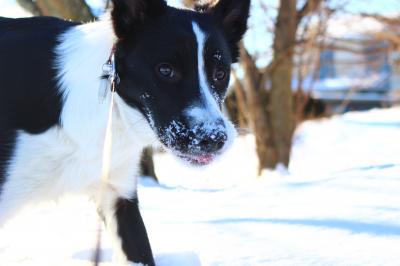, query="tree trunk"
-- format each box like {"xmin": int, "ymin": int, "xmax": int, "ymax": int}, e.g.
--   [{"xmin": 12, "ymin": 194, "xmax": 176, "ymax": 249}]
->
[
  {"xmin": 238, "ymin": 0, "xmax": 322, "ymax": 172},
  {"xmin": 232, "ymin": 71, "xmax": 250, "ymax": 129},
  {"xmin": 183, "ymin": 0, "xmax": 195, "ymax": 8},
  {"xmin": 17, "ymin": 0, "xmax": 95, "ymax": 22},
  {"xmin": 224, "ymin": 76, "xmax": 249, "ymax": 130},
  {"xmin": 238, "ymin": 0, "xmax": 297, "ymax": 172},
  {"xmin": 240, "ymin": 46, "xmax": 276, "ymax": 173},
  {"xmin": 36, "ymin": 0, "xmax": 95, "ymax": 21},
  {"xmin": 140, "ymin": 148, "xmax": 158, "ymax": 182},
  {"xmin": 16, "ymin": 0, "xmax": 41, "ymax": 16},
  {"xmin": 268, "ymin": 0, "xmax": 297, "ymax": 167}
]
